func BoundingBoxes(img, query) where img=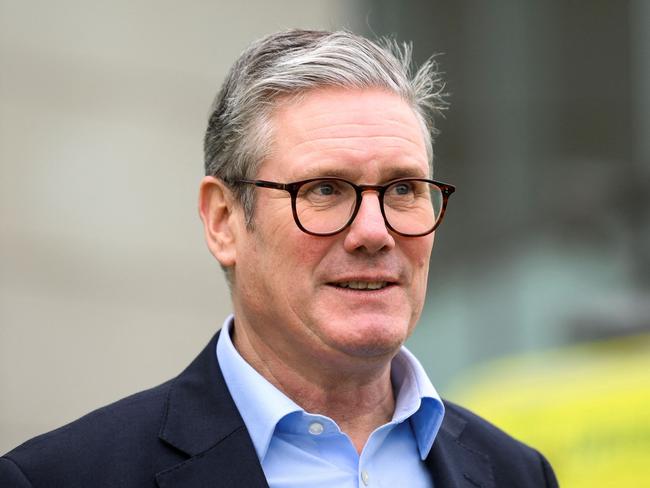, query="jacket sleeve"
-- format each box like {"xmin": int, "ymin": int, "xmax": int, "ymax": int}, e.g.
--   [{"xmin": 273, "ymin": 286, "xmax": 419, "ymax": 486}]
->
[{"xmin": 0, "ymin": 457, "xmax": 34, "ymax": 488}]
